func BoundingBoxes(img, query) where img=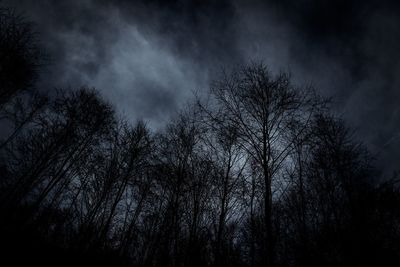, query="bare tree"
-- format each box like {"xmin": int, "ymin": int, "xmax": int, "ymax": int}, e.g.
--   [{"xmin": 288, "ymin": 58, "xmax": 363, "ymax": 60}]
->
[
  {"xmin": 1, "ymin": 88, "xmax": 115, "ymax": 220},
  {"xmin": 202, "ymin": 63, "xmax": 324, "ymax": 266},
  {"xmin": 0, "ymin": 7, "xmax": 43, "ymax": 108},
  {"xmin": 198, "ymin": 108, "xmax": 248, "ymax": 266}
]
